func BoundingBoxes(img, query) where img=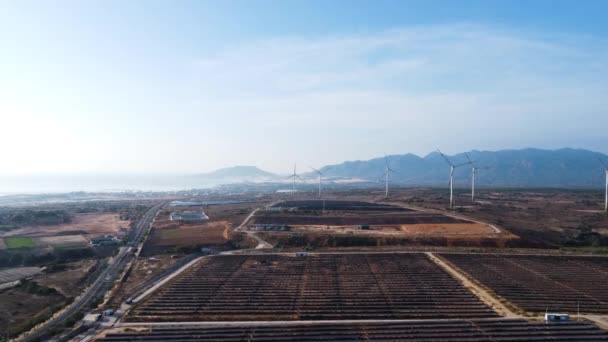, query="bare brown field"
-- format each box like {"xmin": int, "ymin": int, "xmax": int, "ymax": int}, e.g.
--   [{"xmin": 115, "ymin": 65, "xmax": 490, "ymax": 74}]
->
[
  {"xmin": 35, "ymin": 259, "xmax": 96, "ymax": 297},
  {"xmin": 0, "ymin": 283, "xmax": 67, "ymax": 338},
  {"xmin": 252, "ymin": 200, "xmax": 513, "ymax": 248},
  {"xmin": 143, "ymin": 221, "xmax": 231, "ymax": 254},
  {"xmin": 34, "ymin": 235, "xmax": 89, "ymax": 248},
  {"xmin": 287, "ymin": 222, "xmax": 494, "ymax": 236},
  {"xmin": 107, "ymin": 254, "xmax": 184, "ymax": 308},
  {"xmin": 380, "ymin": 188, "xmax": 608, "ymax": 248},
  {"xmin": 2, "ymin": 213, "xmax": 130, "ymax": 238},
  {"xmin": 400, "ymin": 223, "xmax": 494, "ymax": 235}
]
